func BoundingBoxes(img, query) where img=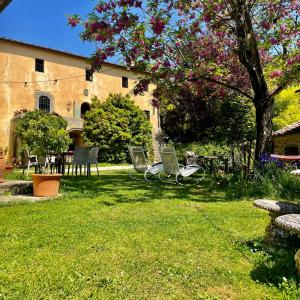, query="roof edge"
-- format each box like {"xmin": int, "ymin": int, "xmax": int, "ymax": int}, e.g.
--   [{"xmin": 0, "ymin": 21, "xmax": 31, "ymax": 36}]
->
[{"xmin": 0, "ymin": 36, "xmax": 147, "ymax": 74}]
